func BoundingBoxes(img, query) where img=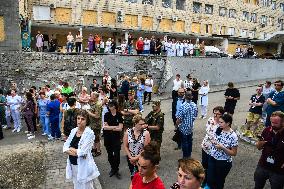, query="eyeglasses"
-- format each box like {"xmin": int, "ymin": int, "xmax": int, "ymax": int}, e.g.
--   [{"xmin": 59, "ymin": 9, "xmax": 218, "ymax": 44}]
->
[
  {"xmin": 213, "ymin": 113, "xmax": 222, "ymax": 116},
  {"xmin": 274, "ymin": 84, "xmax": 282, "ymax": 86}
]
